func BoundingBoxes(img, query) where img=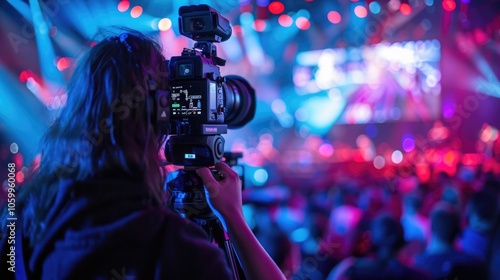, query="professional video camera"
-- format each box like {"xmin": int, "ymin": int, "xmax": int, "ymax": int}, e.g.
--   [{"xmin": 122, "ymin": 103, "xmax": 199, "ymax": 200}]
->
[
  {"xmin": 156, "ymin": 4, "xmax": 255, "ymax": 167},
  {"xmin": 157, "ymin": 5, "xmax": 255, "ymax": 279},
  {"xmin": 159, "ymin": 3, "xmax": 253, "ymax": 215}
]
